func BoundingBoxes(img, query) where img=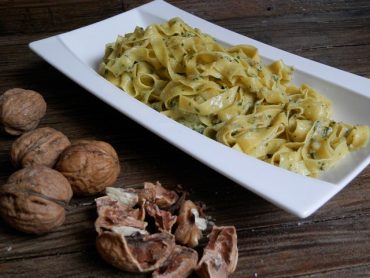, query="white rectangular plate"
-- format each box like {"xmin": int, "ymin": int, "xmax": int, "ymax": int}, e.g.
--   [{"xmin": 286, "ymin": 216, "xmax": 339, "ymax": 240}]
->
[{"xmin": 29, "ymin": 0, "xmax": 370, "ymax": 218}]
